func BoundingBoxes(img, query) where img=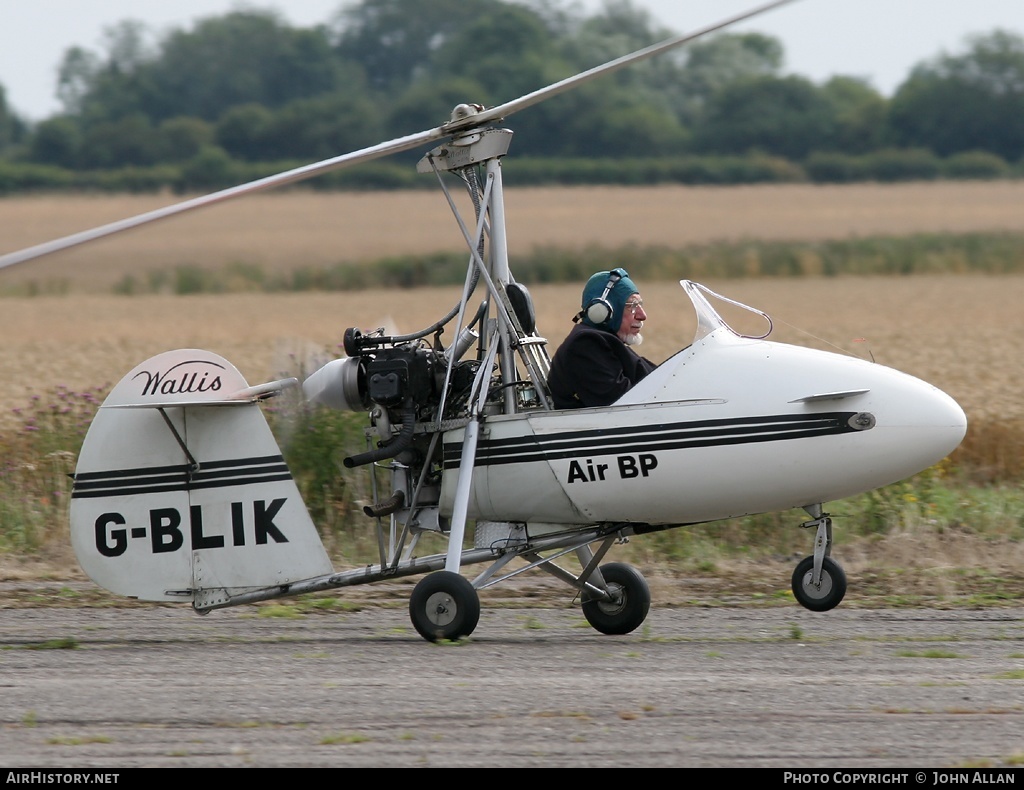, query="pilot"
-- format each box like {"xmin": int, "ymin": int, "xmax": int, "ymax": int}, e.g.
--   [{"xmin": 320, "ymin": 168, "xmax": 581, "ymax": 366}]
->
[{"xmin": 547, "ymin": 267, "xmax": 657, "ymax": 409}]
